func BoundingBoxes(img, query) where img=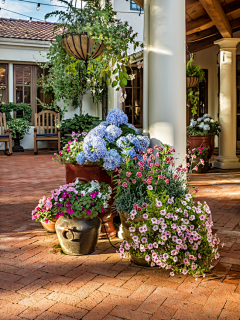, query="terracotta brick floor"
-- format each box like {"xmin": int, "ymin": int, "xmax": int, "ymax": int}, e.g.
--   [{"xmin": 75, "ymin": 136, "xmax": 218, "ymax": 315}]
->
[{"xmin": 1, "ymin": 151, "xmax": 240, "ymax": 320}]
